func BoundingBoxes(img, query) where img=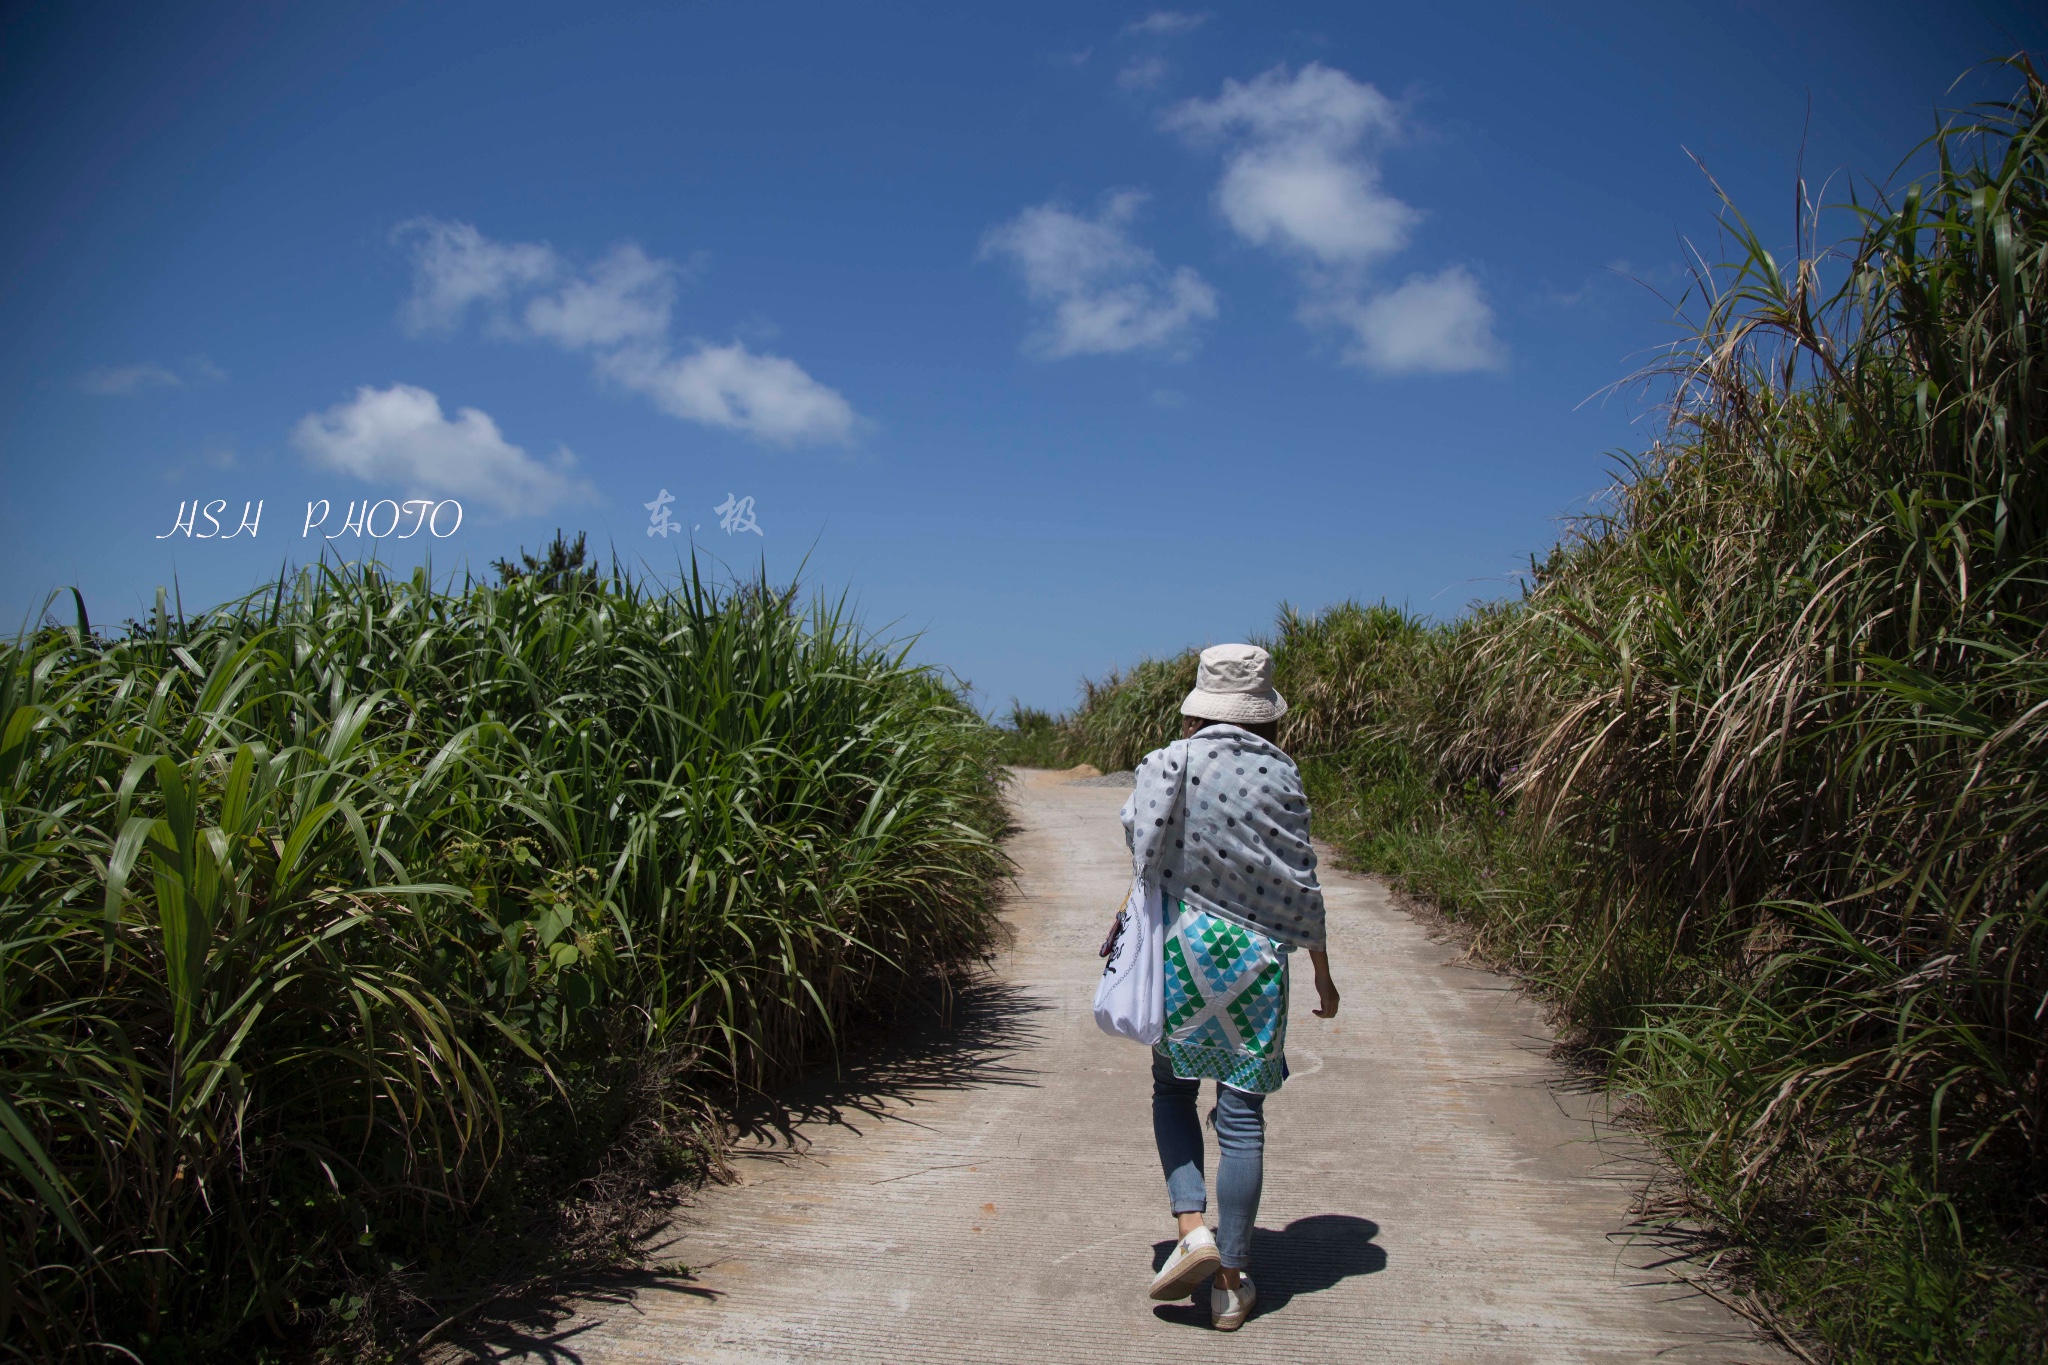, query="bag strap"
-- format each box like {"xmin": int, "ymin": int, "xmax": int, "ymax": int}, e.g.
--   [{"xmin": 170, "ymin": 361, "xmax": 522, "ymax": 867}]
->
[{"xmin": 1159, "ymin": 731, "xmax": 1191, "ymax": 920}]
